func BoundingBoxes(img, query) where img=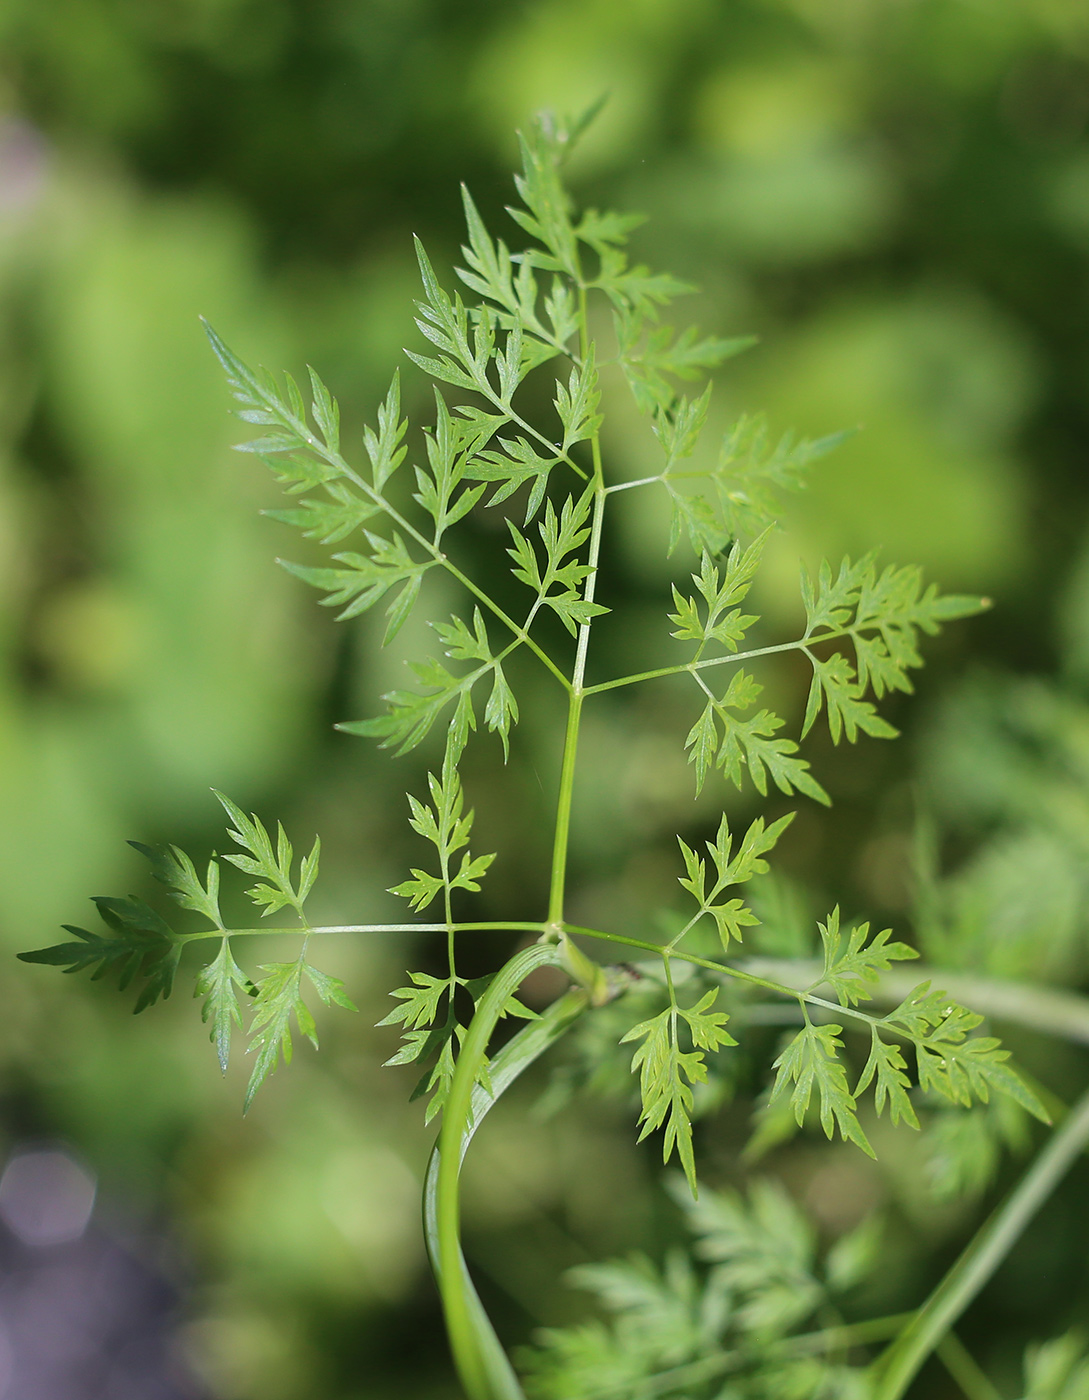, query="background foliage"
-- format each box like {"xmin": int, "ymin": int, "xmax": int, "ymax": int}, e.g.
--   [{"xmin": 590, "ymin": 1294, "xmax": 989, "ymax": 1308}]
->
[{"xmin": 3, "ymin": 1, "xmax": 1089, "ymax": 1396}]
